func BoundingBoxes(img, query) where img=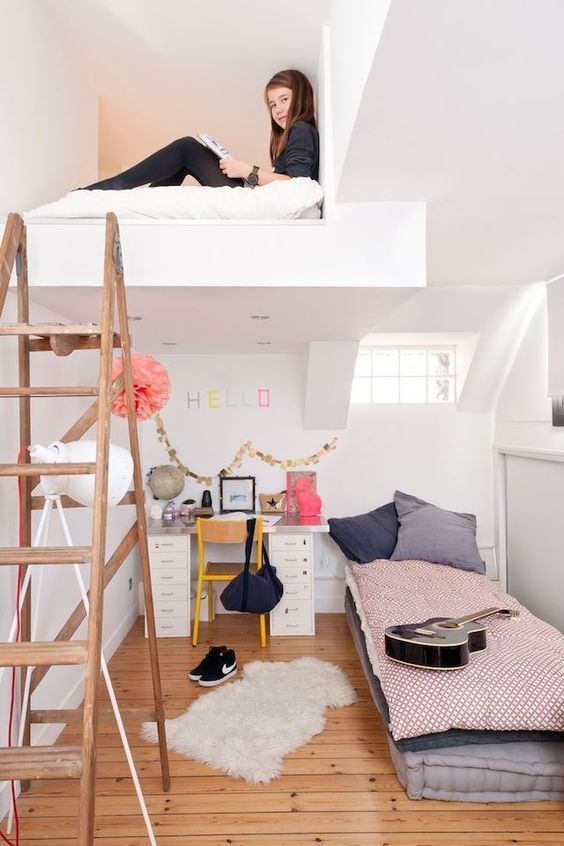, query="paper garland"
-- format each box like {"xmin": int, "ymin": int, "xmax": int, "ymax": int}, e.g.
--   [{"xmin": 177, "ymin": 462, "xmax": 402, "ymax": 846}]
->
[{"xmin": 154, "ymin": 412, "xmax": 337, "ymax": 485}]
